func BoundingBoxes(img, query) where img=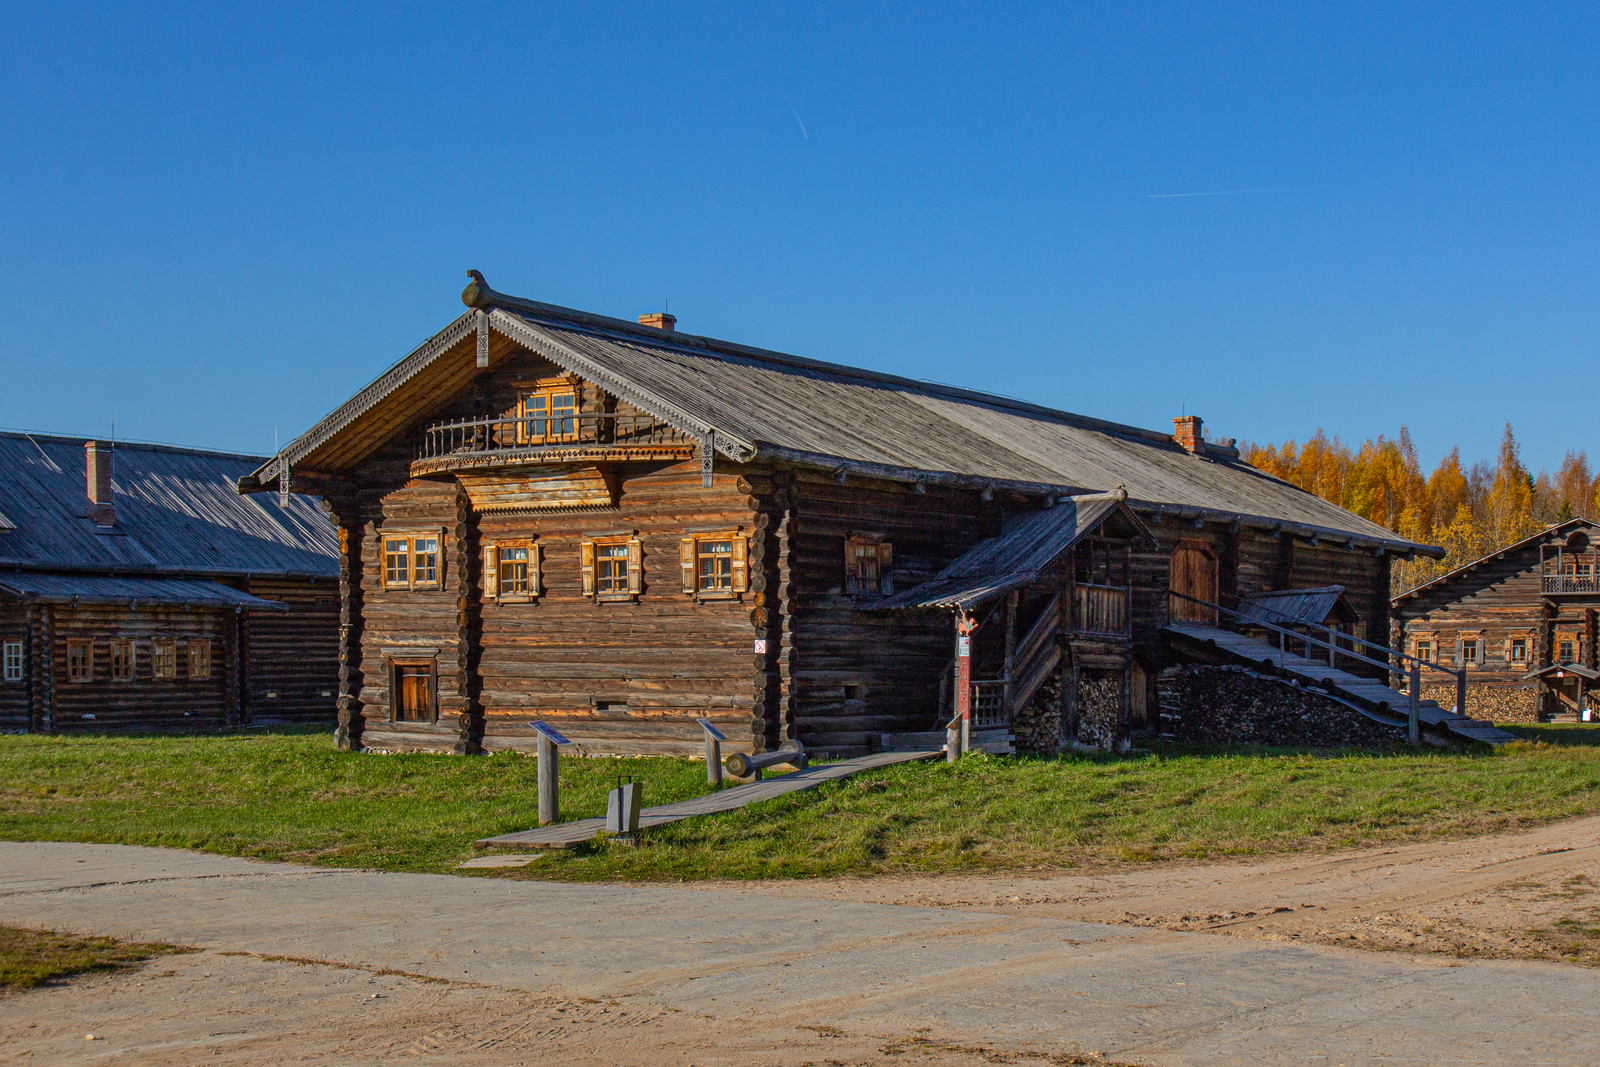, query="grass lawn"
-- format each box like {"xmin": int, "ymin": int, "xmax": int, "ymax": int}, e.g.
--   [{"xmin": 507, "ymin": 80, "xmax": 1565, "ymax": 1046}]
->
[
  {"xmin": 0, "ymin": 926, "xmax": 190, "ymax": 991},
  {"xmin": 2, "ymin": 726, "xmax": 1600, "ymax": 881}
]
